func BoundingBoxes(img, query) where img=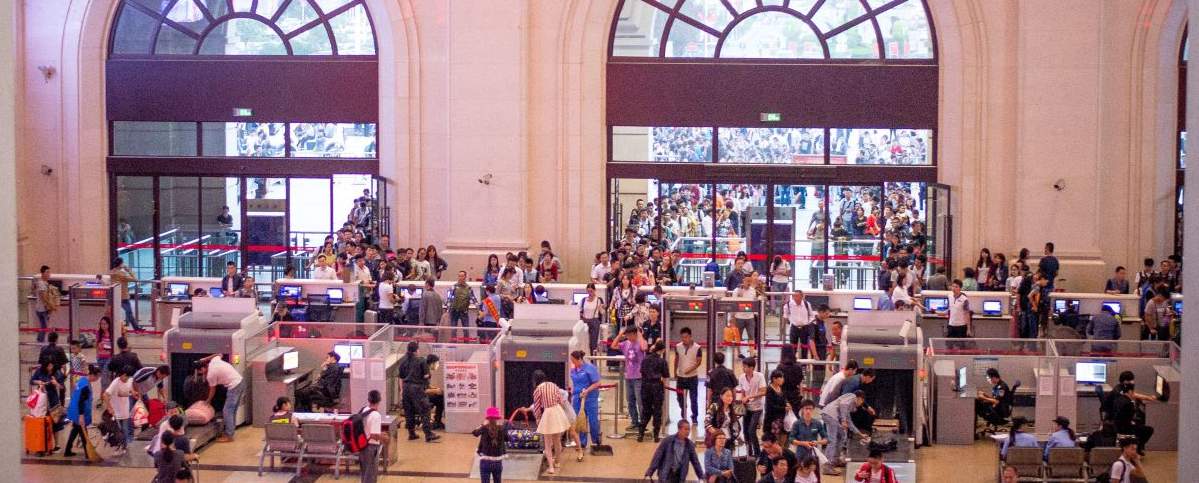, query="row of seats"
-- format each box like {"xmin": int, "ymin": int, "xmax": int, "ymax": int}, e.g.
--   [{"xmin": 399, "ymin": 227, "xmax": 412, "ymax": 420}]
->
[
  {"xmin": 259, "ymin": 423, "xmax": 361, "ymax": 479},
  {"xmin": 1005, "ymin": 446, "xmax": 1123, "ymax": 482}
]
